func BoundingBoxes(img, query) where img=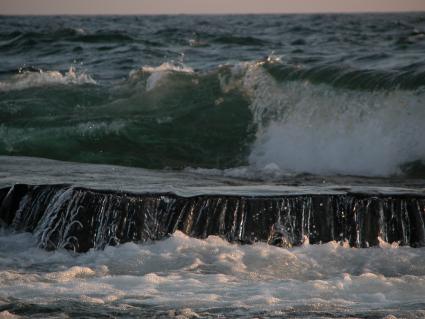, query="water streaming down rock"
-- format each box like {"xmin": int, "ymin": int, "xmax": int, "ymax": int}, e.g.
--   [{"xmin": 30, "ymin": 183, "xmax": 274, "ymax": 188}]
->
[{"xmin": 1, "ymin": 184, "xmax": 424, "ymax": 252}]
